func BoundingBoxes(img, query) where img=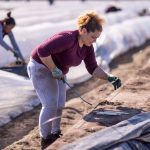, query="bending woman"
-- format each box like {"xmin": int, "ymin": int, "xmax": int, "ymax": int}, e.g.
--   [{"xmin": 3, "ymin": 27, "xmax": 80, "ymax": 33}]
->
[
  {"xmin": 27, "ymin": 11, "xmax": 121, "ymax": 149},
  {"xmin": 0, "ymin": 12, "xmax": 25, "ymax": 63}
]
